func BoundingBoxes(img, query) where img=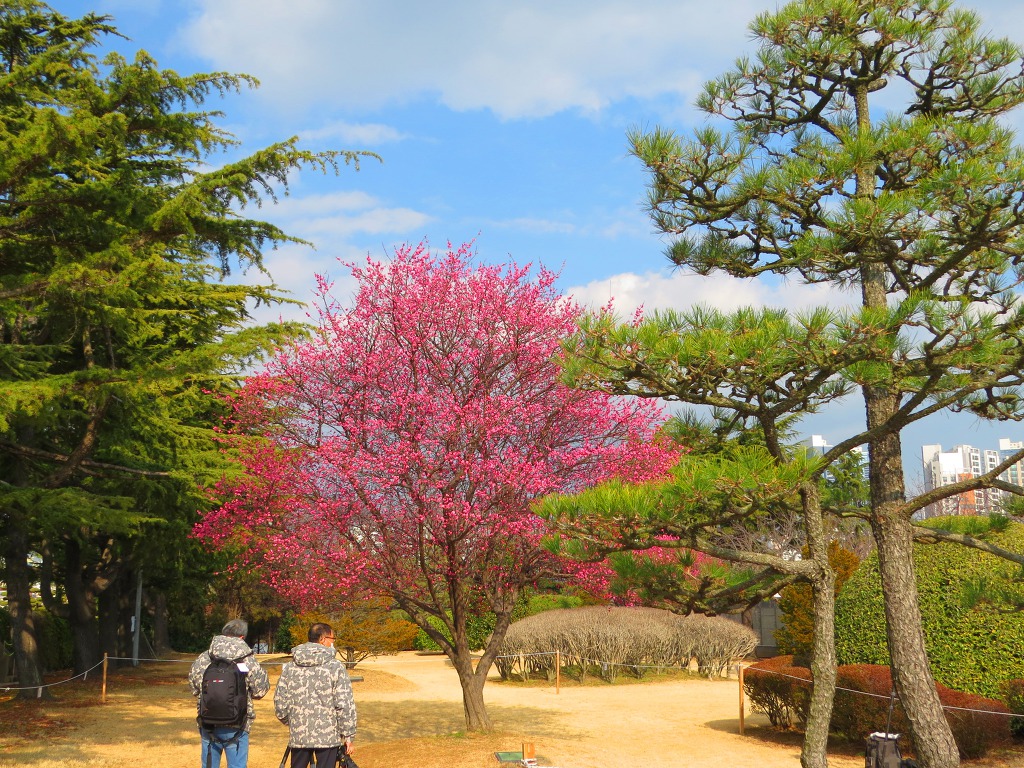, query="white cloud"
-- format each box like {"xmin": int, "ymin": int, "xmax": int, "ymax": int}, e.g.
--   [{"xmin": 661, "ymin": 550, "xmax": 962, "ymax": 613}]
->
[
  {"xmin": 566, "ymin": 269, "xmax": 858, "ymax": 316},
  {"xmin": 293, "ymin": 207, "xmax": 434, "ymax": 238},
  {"xmin": 300, "ymin": 120, "xmax": 409, "ymax": 146},
  {"xmin": 251, "ymin": 190, "xmax": 433, "ymax": 243},
  {"xmin": 179, "ymin": 0, "xmax": 769, "ymax": 119}
]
